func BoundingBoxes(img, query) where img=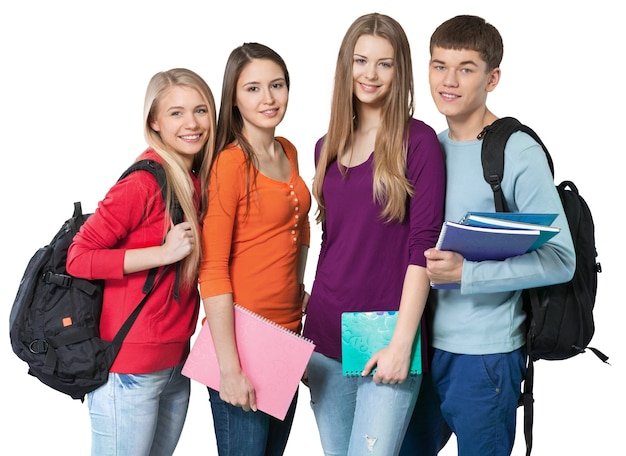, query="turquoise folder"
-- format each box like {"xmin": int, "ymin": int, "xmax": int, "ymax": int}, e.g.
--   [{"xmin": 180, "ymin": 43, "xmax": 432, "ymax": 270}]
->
[{"xmin": 341, "ymin": 311, "xmax": 422, "ymax": 376}]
